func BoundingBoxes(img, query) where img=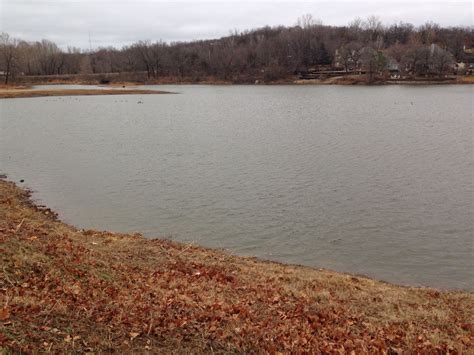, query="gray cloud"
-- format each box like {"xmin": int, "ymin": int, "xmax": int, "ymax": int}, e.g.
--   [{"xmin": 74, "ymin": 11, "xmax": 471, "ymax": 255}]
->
[{"xmin": 1, "ymin": 0, "xmax": 472, "ymax": 49}]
